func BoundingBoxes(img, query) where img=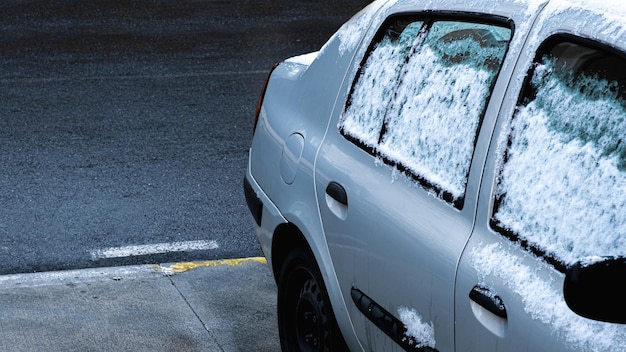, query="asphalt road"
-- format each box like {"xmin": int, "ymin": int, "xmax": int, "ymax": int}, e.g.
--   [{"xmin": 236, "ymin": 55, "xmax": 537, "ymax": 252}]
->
[{"xmin": 0, "ymin": 0, "xmax": 371, "ymax": 274}]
